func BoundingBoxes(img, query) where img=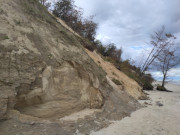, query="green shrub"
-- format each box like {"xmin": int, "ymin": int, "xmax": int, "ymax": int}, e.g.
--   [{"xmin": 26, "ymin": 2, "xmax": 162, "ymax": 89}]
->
[
  {"xmin": 112, "ymin": 78, "xmax": 122, "ymax": 85},
  {"xmin": 0, "ymin": 9, "xmax": 4, "ymax": 14},
  {"xmin": 83, "ymin": 44, "xmax": 95, "ymax": 51},
  {"xmin": 156, "ymin": 85, "xmax": 167, "ymax": 91},
  {"xmin": 143, "ymin": 81, "xmax": 154, "ymax": 90},
  {"xmin": 0, "ymin": 33, "xmax": 9, "ymax": 41},
  {"xmin": 80, "ymin": 39, "xmax": 95, "ymax": 51},
  {"xmin": 4, "ymin": 36, "xmax": 8, "ymax": 40},
  {"xmin": 14, "ymin": 19, "xmax": 21, "ymax": 26}
]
